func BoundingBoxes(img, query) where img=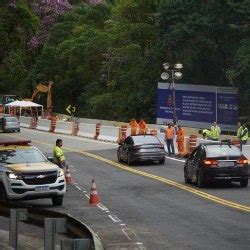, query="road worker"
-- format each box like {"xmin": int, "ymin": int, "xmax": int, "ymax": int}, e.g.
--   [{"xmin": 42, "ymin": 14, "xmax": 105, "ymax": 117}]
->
[
  {"xmin": 129, "ymin": 118, "xmax": 138, "ymax": 135},
  {"xmin": 210, "ymin": 122, "xmax": 221, "ymax": 141},
  {"xmin": 53, "ymin": 139, "xmax": 66, "ymax": 170},
  {"xmin": 202, "ymin": 129, "xmax": 213, "ymax": 140},
  {"xmin": 237, "ymin": 122, "xmax": 248, "ymax": 151},
  {"xmin": 176, "ymin": 125, "xmax": 185, "ymax": 155},
  {"xmin": 138, "ymin": 119, "xmax": 148, "ymax": 135},
  {"xmin": 165, "ymin": 123, "xmax": 175, "ymax": 155}
]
